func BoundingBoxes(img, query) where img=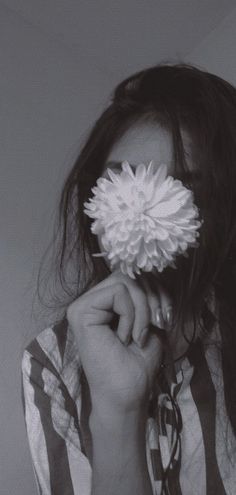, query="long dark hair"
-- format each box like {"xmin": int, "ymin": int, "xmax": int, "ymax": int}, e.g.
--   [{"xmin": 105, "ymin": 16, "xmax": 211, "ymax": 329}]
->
[{"xmin": 38, "ymin": 62, "xmax": 236, "ymax": 443}]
